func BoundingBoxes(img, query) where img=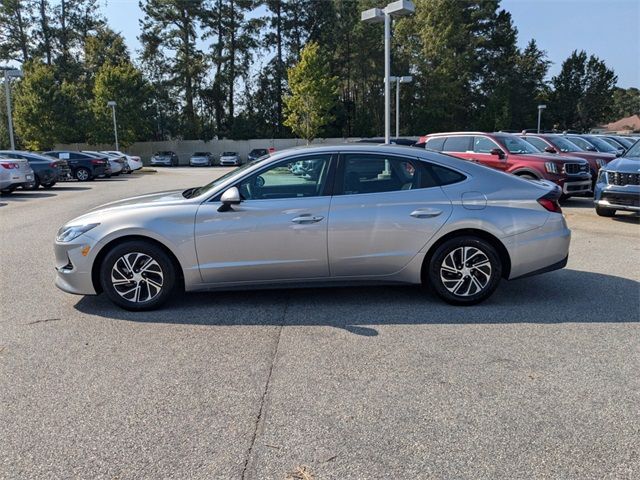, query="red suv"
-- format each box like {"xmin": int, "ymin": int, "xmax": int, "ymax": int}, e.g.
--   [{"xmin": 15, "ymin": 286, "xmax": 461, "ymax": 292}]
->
[
  {"xmin": 518, "ymin": 133, "xmax": 615, "ymax": 186},
  {"xmin": 420, "ymin": 132, "xmax": 592, "ymax": 198}
]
